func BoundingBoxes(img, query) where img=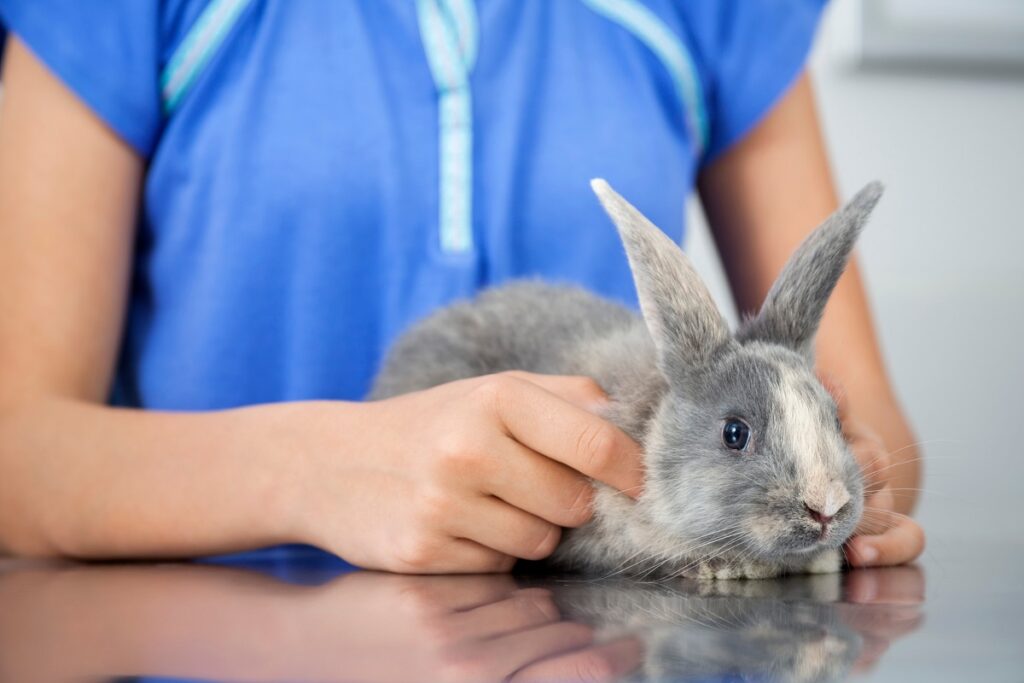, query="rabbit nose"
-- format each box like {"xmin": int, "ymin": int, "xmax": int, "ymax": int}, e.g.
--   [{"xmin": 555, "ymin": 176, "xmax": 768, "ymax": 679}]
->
[
  {"xmin": 804, "ymin": 502, "xmax": 835, "ymax": 527},
  {"xmin": 803, "ymin": 481, "xmax": 851, "ymax": 527}
]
